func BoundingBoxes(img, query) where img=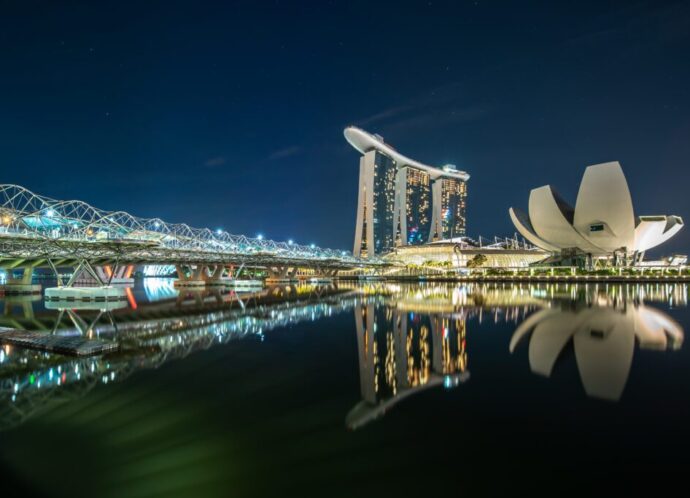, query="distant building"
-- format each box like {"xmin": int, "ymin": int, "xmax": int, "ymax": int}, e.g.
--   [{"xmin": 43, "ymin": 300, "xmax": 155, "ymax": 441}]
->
[
  {"xmin": 509, "ymin": 162, "xmax": 684, "ymax": 266},
  {"xmin": 386, "ymin": 237, "xmax": 547, "ymax": 269},
  {"xmin": 346, "ymin": 127, "xmax": 469, "ymax": 258}
]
